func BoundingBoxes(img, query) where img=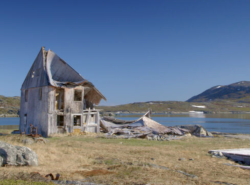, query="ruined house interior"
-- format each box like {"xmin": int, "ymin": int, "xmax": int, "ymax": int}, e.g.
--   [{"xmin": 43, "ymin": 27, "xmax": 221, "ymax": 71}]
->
[{"xmin": 19, "ymin": 47, "xmax": 106, "ymax": 137}]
